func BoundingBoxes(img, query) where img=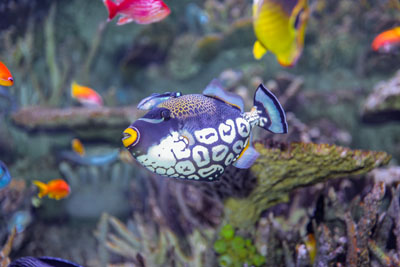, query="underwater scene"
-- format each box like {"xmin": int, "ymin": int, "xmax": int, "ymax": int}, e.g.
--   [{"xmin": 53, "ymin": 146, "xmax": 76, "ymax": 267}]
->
[{"xmin": 0, "ymin": 0, "xmax": 400, "ymax": 266}]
